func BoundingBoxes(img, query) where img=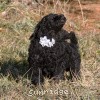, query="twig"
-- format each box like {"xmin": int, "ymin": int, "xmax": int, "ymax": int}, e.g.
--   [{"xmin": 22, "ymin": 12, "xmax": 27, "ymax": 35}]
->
[{"xmin": 77, "ymin": 0, "xmax": 85, "ymax": 24}]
